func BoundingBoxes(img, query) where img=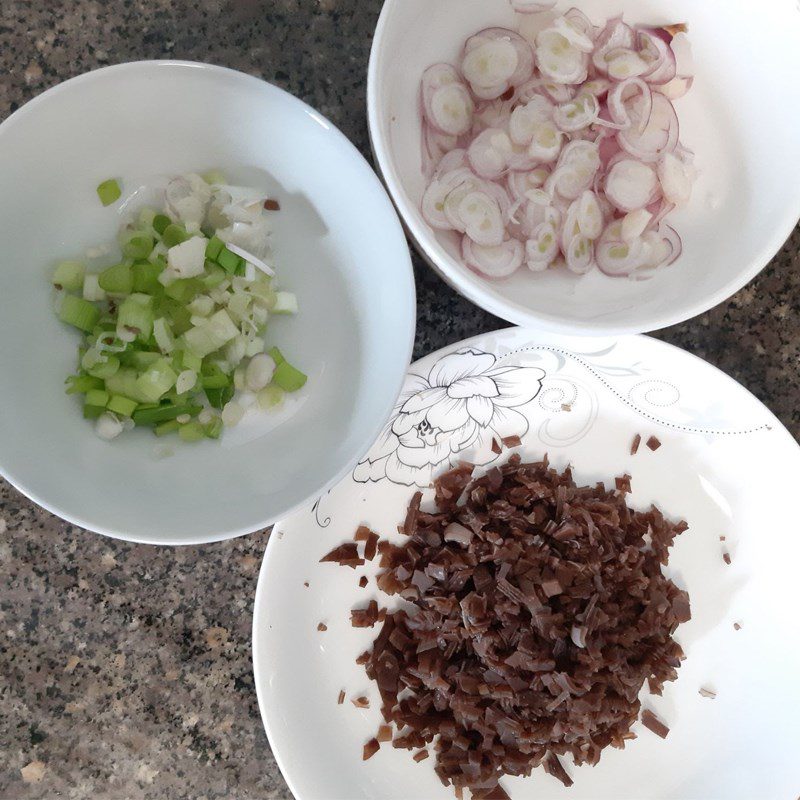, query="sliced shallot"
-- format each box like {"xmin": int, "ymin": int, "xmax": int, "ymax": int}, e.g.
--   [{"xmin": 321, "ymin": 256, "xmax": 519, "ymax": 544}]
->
[
  {"xmin": 637, "ymin": 29, "xmax": 677, "ymax": 85},
  {"xmin": 576, "ymin": 190, "xmax": 604, "ymax": 239},
  {"xmin": 565, "ymin": 234, "xmax": 594, "ymax": 274},
  {"xmin": 464, "ymin": 29, "xmax": 534, "ymax": 96},
  {"xmin": 509, "ymin": 96, "xmax": 554, "ymax": 145},
  {"xmin": 553, "ymin": 12, "xmax": 595, "ymax": 54},
  {"xmin": 536, "ymin": 29, "xmax": 589, "ymax": 85},
  {"xmin": 553, "ymin": 92, "xmax": 599, "ymax": 132},
  {"xmin": 421, "ymin": 63, "xmax": 461, "ymax": 109},
  {"xmin": 462, "ymin": 39, "xmax": 518, "ymax": 98},
  {"xmin": 595, "ymin": 221, "xmax": 647, "ymax": 276},
  {"xmin": 549, "ymin": 140, "xmax": 600, "ymax": 199},
  {"xmin": 463, "ymin": 237, "xmax": 524, "ymax": 277},
  {"xmin": 605, "ymin": 48, "xmax": 651, "ymax": 81},
  {"xmin": 657, "ymin": 152, "xmax": 693, "ymax": 206},
  {"xmin": 526, "ymin": 221, "xmax": 559, "ymax": 269},
  {"xmin": 605, "ymin": 159, "xmax": 660, "ymax": 212},
  {"xmin": 511, "ymin": 0, "xmax": 557, "ymax": 12},
  {"xmin": 607, "ymin": 78, "xmax": 653, "ymax": 133},
  {"xmin": 618, "ymin": 92, "xmax": 679, "ymax": 162},
  {"xmin": 592, "ymin": 17, "xmax": 635, "ymax": 75},
  {"xmin": 620, "ymin": 208, "xmax": 653, "ymax": 242},
  {"xmin": 657, "ymin": 75, "xmax": 693, "ymax": 100},
  {"xmin": 429, "ymin": 83, "xmax": 475, "ymax": 136},
  {"xmin": 417, "ymin": 11, "xmax": 693, "ymax": 282},
  {"xmin": 458, "ymin": 191, "xmax": 505, "ymax": 246},
  {"xmin": 507, "ymin": 167, "xmax": 550, "ymax": 202},
  {"xmin": 528, "ymin": 121, "xmax": 564, "ymax": 163},
  {"xmin": 468, "ymin": 128, "xmax": 513, "ymax": 179}
]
